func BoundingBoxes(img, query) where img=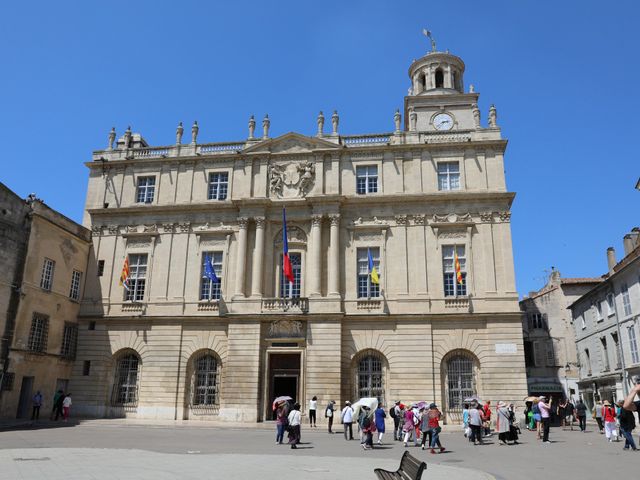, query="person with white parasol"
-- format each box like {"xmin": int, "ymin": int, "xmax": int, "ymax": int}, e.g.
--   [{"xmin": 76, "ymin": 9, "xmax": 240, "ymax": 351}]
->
[{"xmin": 272, "ymin": 396, "xmax": 292, "ymax": 445}]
